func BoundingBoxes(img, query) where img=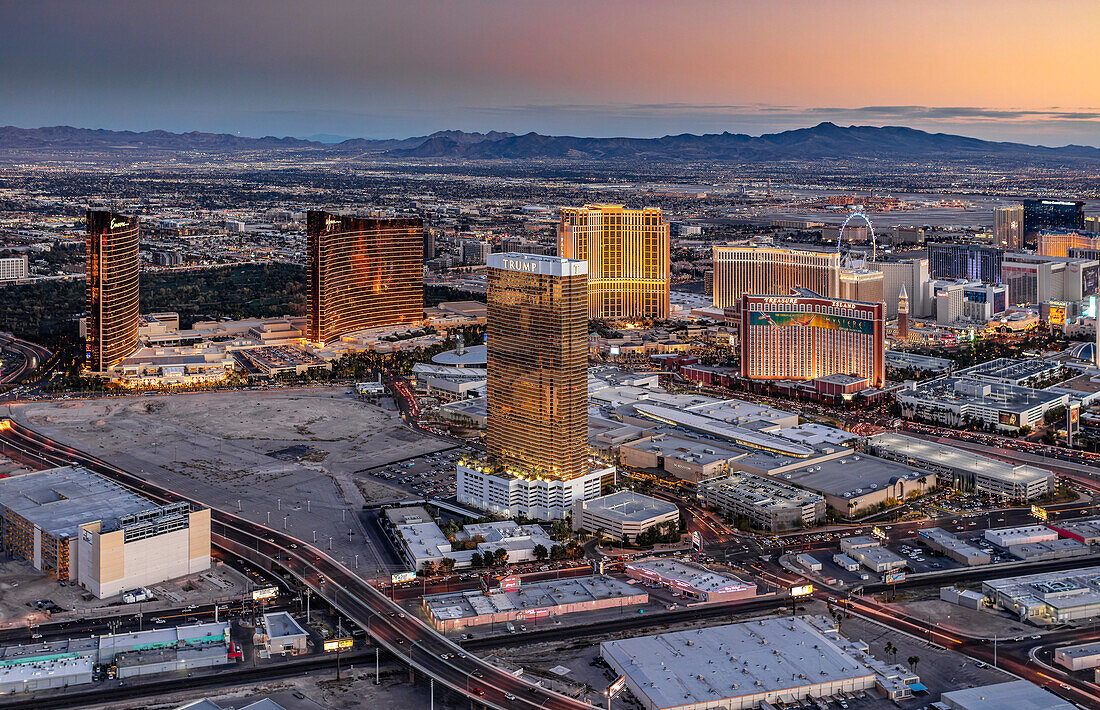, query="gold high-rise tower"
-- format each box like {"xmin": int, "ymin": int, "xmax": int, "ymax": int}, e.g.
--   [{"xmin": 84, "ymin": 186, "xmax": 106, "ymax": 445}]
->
[
  {"xmin": 306, "ymin": 211, "xmax": 424, "ymax": 344},
  {"xmin": 485, "ymin": 252, "xmax": 589, "ymax": 481},
  {"xmin": 558, "ymin": 204, "xmax": 669, "ymax": 320},
  {"xmin": 86, "ymin": 210, "xmax": 139, "ymax": 371}
]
